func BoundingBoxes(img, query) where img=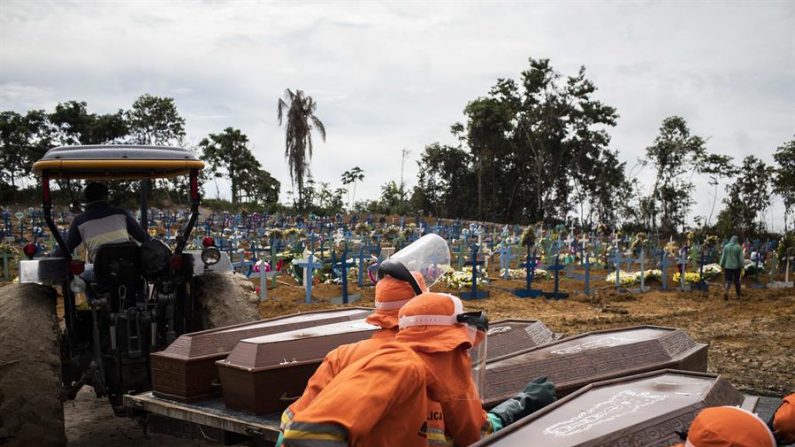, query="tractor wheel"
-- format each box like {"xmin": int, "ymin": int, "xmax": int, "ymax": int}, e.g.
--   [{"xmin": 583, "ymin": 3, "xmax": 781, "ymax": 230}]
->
[
  {"xmin": 194, "ymin": 272, "xmax": 260, "ymax": 329},
  {"xmin": 0, "ymin": 283, "xmax": 65, "ymax": 447}
]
